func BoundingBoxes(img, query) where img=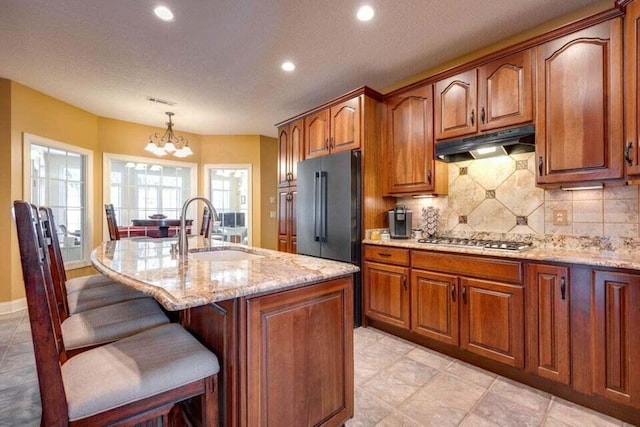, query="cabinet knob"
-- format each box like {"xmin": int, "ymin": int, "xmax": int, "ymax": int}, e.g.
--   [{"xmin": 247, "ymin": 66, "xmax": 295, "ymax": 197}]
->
[
  {"xmin": 560, "ymin": 277, "xmax": 566, "ymax": 301},
  {"xmin": 480, "ymin": 107, "xmax": 485, "ymax": 124},
  {"xmin": 401, "ymin": 275, "xmax": 407, "ymax": 291},
  {"xmin": 378, "ymin": 252, "xmax": 392, "ymax": 257},
  {"xmin": 625, "ymin": 142, "xmax": 633, "ymax": 166},
  {"xmin": 330, "ymin": 137, "xmax": 334, "ymax": 148},
  {"xmin": 538, "ymin": 156, "xmax": 544, "ymax": 176},
  {"xmin": 462, "ymin": 285, "xmax": 467, "ymax": 304},
  {"xmin": 470, "ymin": 109, "xmax": 475, "ymax": 126},
  {"xmin": 427, "ymin": 170, "xmax": 432, "ymax": 185},
  {"xmin": 325, "ymin": 138, "xmax": 329, "ymax": 150},
  {"xmin": 286, "ymin": 192, "xmax": 293, "ymax": 201},
  {"xmin": 451, "ymin": 284, "xmax": 456, "ymax": 302}
]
